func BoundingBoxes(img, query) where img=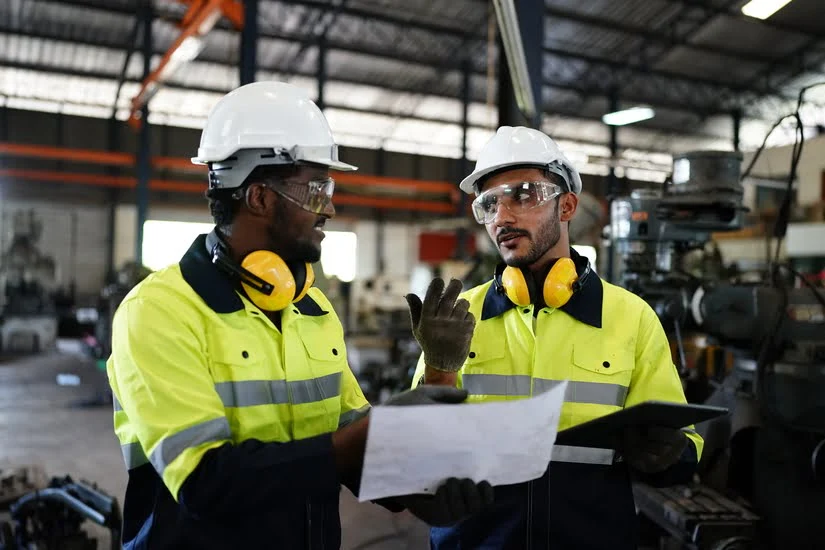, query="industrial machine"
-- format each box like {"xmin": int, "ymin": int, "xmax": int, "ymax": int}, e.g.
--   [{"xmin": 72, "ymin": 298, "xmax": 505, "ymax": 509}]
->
[
  {"xmin": 608, "ymin": 151, "xmax": 825, "ymax": 549},
  {"xmin": 0, "ymin": 467, "xmax": 121, "ymax": 550},
  {"xmin": 0, "ymin": 210, "xmax": 60, "ymax": 354}
]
